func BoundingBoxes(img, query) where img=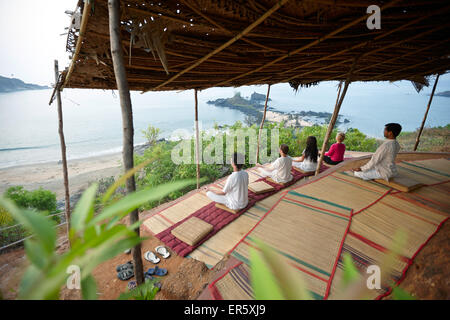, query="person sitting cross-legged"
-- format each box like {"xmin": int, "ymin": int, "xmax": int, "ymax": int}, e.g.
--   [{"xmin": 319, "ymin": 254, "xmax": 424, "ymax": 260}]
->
[
  {"xmin": 323, "ymin": 132, "xmax": 346, "ymax": 165},
  {"xmin": 205, "ymin": 152, "xmax": 249, "ymax": 210},
  {"xmin": 292, "ymin": 136, "xmax": 319, "ymax": 172},
  {"xmin": 352, "ymin": 123, "xmax": 402, "ymax": 181},
  {"xmin": 256, "ymin": 144, "xmax": 293, "ymax": 184}
]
